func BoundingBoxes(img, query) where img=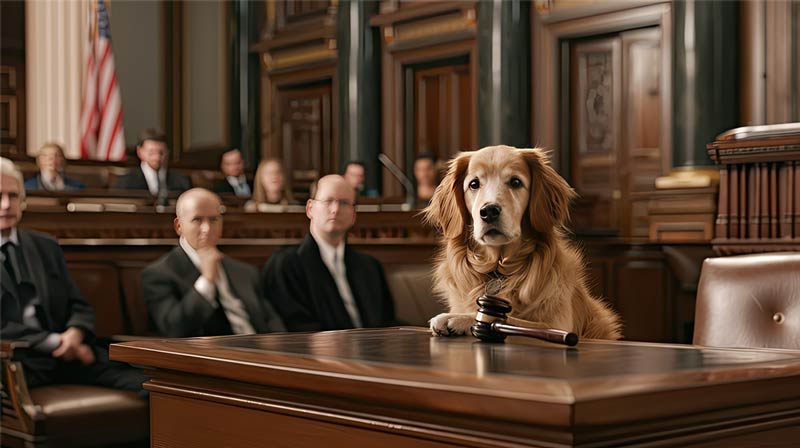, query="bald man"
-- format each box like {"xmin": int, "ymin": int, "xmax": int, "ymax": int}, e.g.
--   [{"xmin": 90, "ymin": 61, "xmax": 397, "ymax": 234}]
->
[
  {"xmin": 262, "ymin": 175, "xmax": 397, "ymax": 331},
  {"xmin": 141, "ymin": 188, "xmax": 285, "ymax": 337}
]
